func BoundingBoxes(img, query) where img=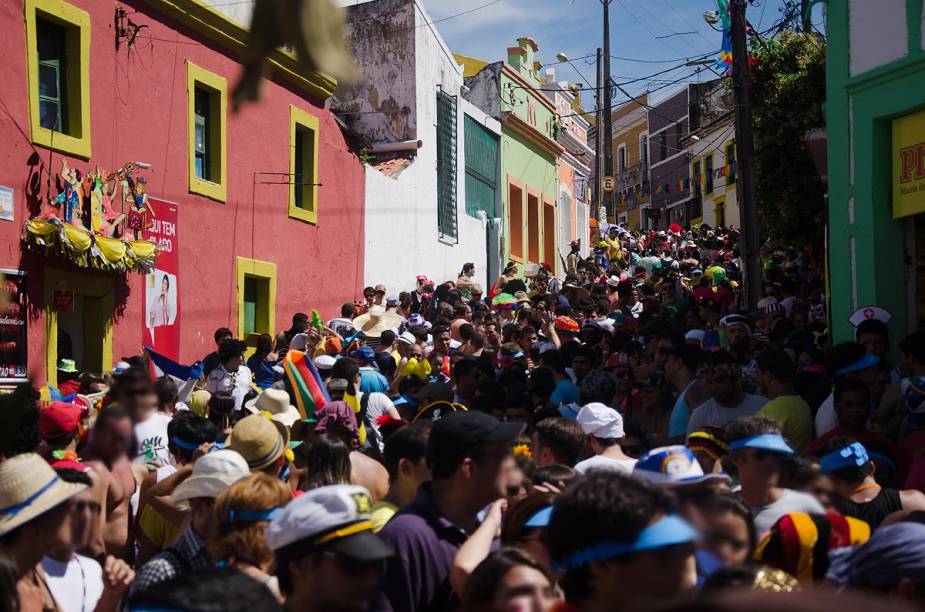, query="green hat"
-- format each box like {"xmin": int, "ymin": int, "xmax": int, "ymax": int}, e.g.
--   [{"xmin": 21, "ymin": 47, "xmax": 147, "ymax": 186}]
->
[{"xmin": 57, "ymin": 359, "xmax": 78, "ymax": 373}]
